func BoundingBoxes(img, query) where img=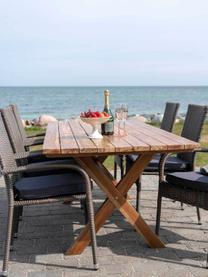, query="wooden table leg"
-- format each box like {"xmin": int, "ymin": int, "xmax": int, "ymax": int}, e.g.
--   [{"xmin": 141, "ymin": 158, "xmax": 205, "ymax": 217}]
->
[
  {"xmin": 96, "ymin": 155, "xmax": 108, "ymax": 164},
  {"xmin": 66, "ymin": 154, "xmax": 165, "ymax": 255}
]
